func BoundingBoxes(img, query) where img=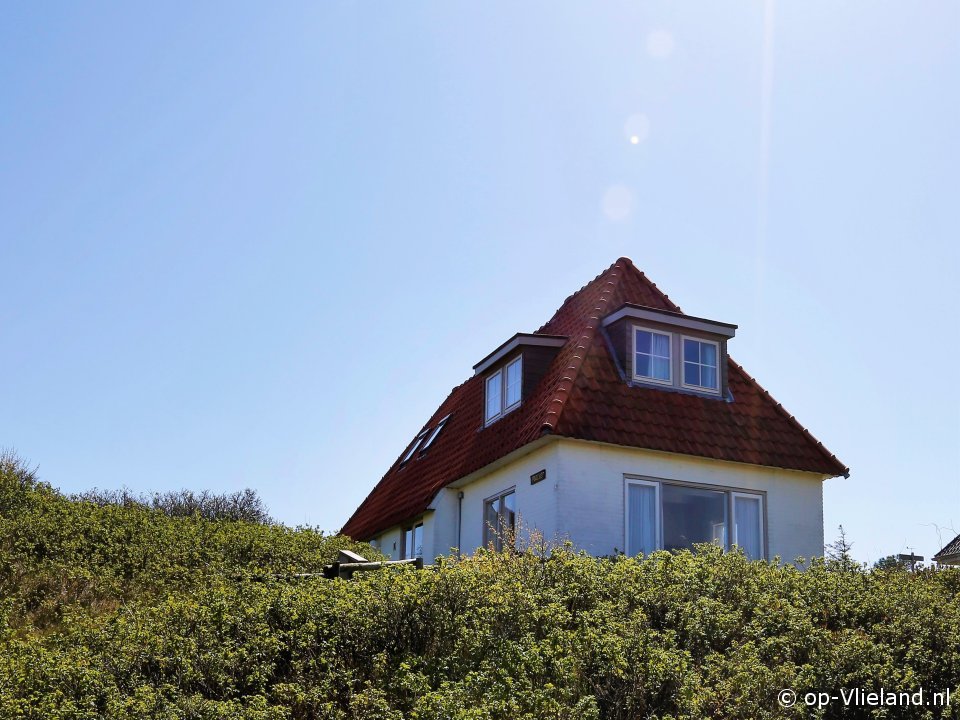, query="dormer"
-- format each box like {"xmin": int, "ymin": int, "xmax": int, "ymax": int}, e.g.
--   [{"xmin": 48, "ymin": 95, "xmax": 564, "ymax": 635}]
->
[
  {"xmin": 601, "ymin": 303, "xmax": 737, "ymax": 398},
  {"xmin": 473, "ymin": 333, "xmax": 567, "ymax": 426}
]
